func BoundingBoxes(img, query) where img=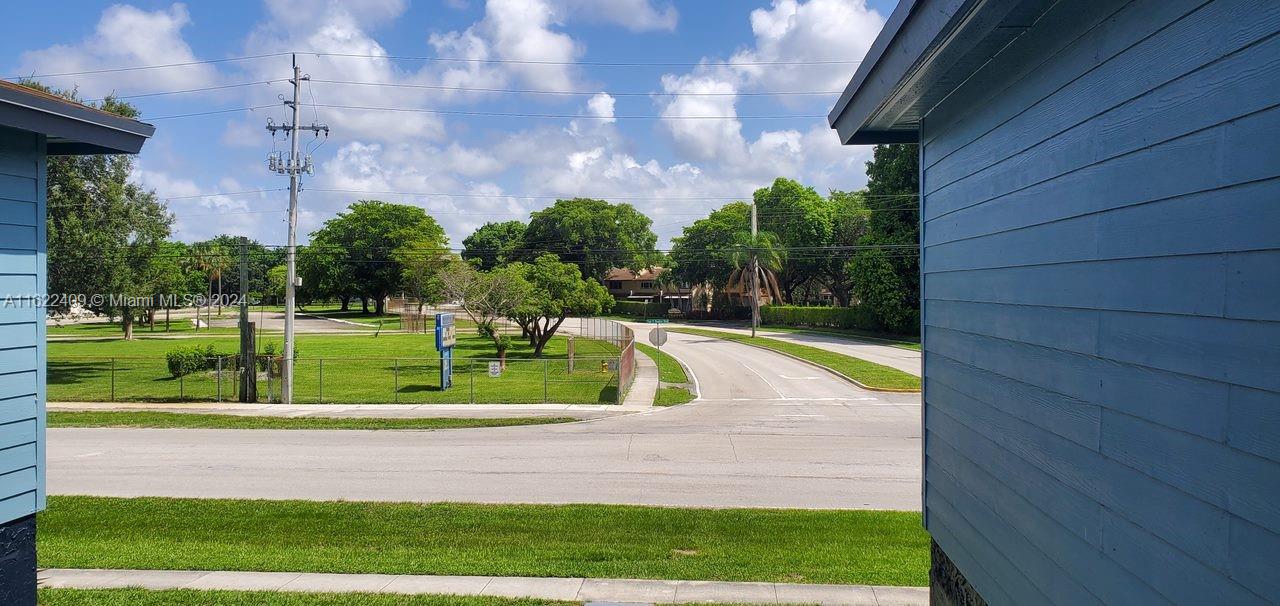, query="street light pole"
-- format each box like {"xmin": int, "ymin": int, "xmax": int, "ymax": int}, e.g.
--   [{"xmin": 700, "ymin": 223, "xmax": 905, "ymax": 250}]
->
[{"xmin": 750, "ymin": 201, "xmax": 760, "ymax": 338}]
